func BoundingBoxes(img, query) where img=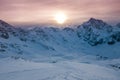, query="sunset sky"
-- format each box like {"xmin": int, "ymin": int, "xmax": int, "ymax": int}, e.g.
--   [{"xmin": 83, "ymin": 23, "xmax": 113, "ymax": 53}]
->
[{"xmin": 0, "ymin": 0, "xmax": 120, "ymax": 25}]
